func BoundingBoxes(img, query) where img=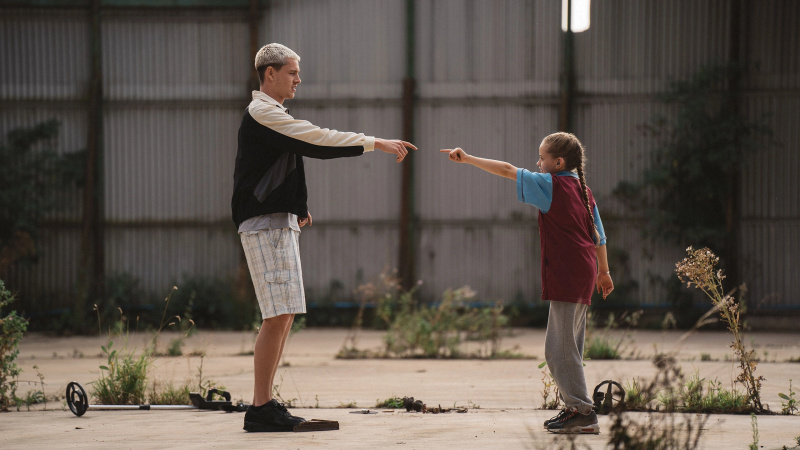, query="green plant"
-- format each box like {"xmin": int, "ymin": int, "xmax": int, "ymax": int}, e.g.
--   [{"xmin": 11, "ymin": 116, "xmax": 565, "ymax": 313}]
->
[
  {"xmin": 148, "ymin": 380, "xmax": 191, "ymax": 405},
  {"xmin": 677, "ymin": 374, "xmax": 750, "ymax": 414},
  {"xmin": 92, "ymin": 339, "xmax": 150, "ymax": 405},
  {"xmin": 583, "ymin": 310, "xmax": 641, "ymax": 360},
  {"xmin": 676, "ymin": 247, "xmax": 764, "ymax": 412},
  {"xmin": 623, "ymin": 378, "xmax": 656, "ymax": 411},
  {"xmin": 14, "ymin": 363, "xmax": 48, "ymax": 411},
  {"xmin": 613, "ymin": 64, "xmax": 773, "ymax": 270},
  {"xmin": 0, "ymin": 120, "xmax": 84, "ymax": 274},
  {"xmin": 166, "ymin": 338, "xmax": 184, "ymax": 357},
  {"xmin": 337, "ymin": 401, "xmax": 357, "ymax": 408},
  {"xmin": 168, "ymin": 275, "xmax": 250, "ymax": 329},
  {"xmin": 375, "ymin": 396, "xmax": 404, "ymax": 409},
  {"xmin": 382, "ymin": 286, "xmax": 508, "ymax": 358},
  {"xmin": 607, "ymin": 355, "xmax": 708, "ymax": 449},
  {"xmin": 538, "ymin": 361, "xmax": 561, "ymax": 410},
  {"xmin": 584, "ymin": 335, "xmax": 621, "ymax": 360},
  {"xmin": 13, "ymin": 389, "xmax": 45, "ymax": 411},
  {"xmin": 749, "ymin": 413, "xmax": 759, "ymax": 450},
  {"xmin": 779, "ymin": 379, "xmax": 797, "ymax": 415},
  {"xmin": 0, "ymin": 280, "xmax": 28, "ymax": 411},
  {"xmin": 271, "ymin": 373, "xmax": 297, "ymax": 408},
  {"xmin": 341, "ymin": 273, "xmax": 511, "ymax": 359}
]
